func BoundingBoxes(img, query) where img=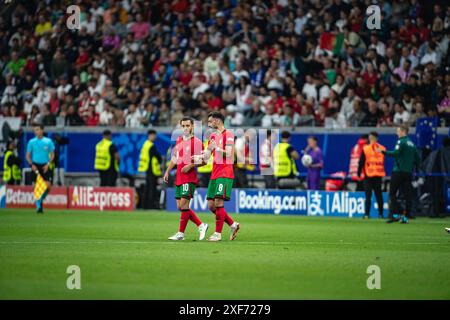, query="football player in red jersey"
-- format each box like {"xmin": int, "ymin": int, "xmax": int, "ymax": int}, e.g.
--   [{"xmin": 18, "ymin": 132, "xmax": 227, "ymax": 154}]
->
[
  {"xmin": 164, "ymin": 117, "xmax": 208, "ymax": 240},
  {"xmin": 194, "ymin": 111, "xmax": 240, "ymax": 241}
]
